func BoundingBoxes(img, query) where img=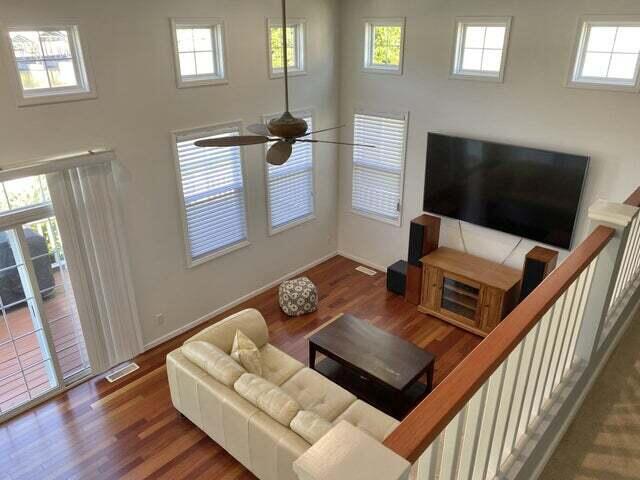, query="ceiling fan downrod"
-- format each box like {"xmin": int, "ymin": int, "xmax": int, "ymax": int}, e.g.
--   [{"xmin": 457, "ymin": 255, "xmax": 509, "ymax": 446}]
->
[{"xmin": 267, "ymin": 0, "xmax": 308, "ymax": 139}]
